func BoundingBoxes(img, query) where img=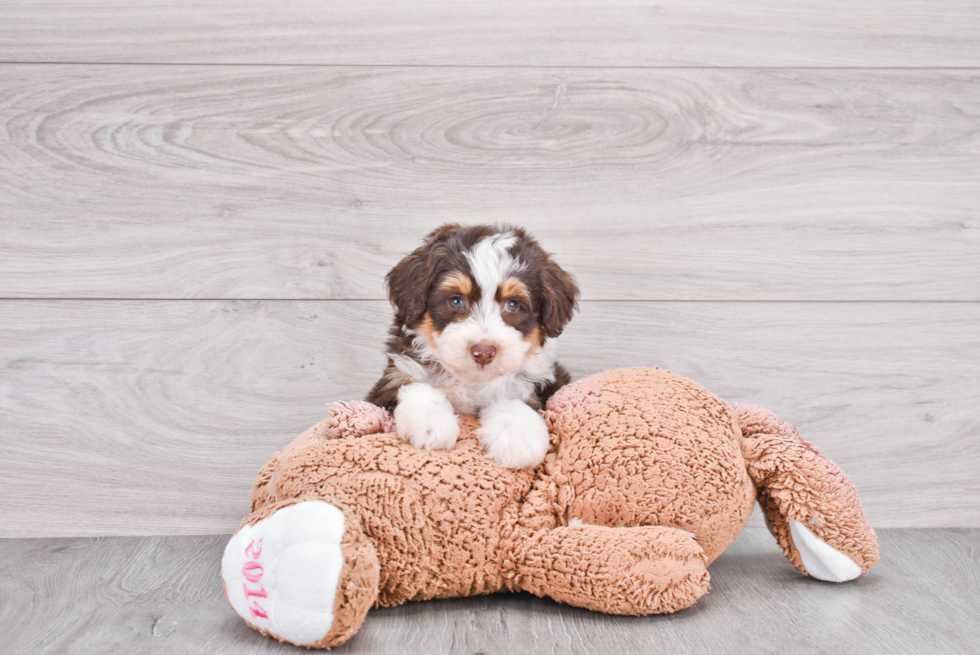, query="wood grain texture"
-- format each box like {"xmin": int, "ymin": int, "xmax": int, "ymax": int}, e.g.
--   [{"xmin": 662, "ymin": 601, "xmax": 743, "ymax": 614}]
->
[
  {"xmin": 1, "ymin": 300, "xmax": 977, "ymax": 537},
  {"xmin": 1, "ymin": 529, "xmax": 977, "ymax": 654},
  {"xmin": 2, "ymin": 1, "xmax": 980, "ymax": 67},
  {"xmin": 2, "ymin": 65, "xmax": 979, "ymax": 300}
]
